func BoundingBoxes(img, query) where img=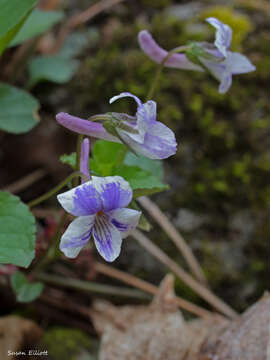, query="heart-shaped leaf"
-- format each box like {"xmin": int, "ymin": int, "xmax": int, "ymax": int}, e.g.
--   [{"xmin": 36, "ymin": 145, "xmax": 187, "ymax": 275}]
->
[
  {"xmin": 0, "ymin": 192, "xmax": 36, "ymax": 268},
  {"xmin": 0, "ymin": 83, "xmax": 40, "ymax": 134}
]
